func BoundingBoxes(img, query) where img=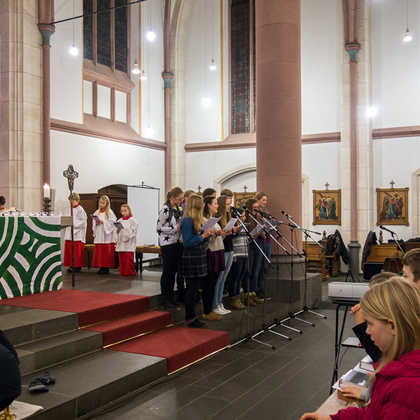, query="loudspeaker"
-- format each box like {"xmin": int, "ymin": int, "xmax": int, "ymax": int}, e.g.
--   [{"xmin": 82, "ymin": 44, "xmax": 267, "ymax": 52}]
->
[{"xmin": 362, "ymin": 262, "xmax": 383, "ymax": 281}]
